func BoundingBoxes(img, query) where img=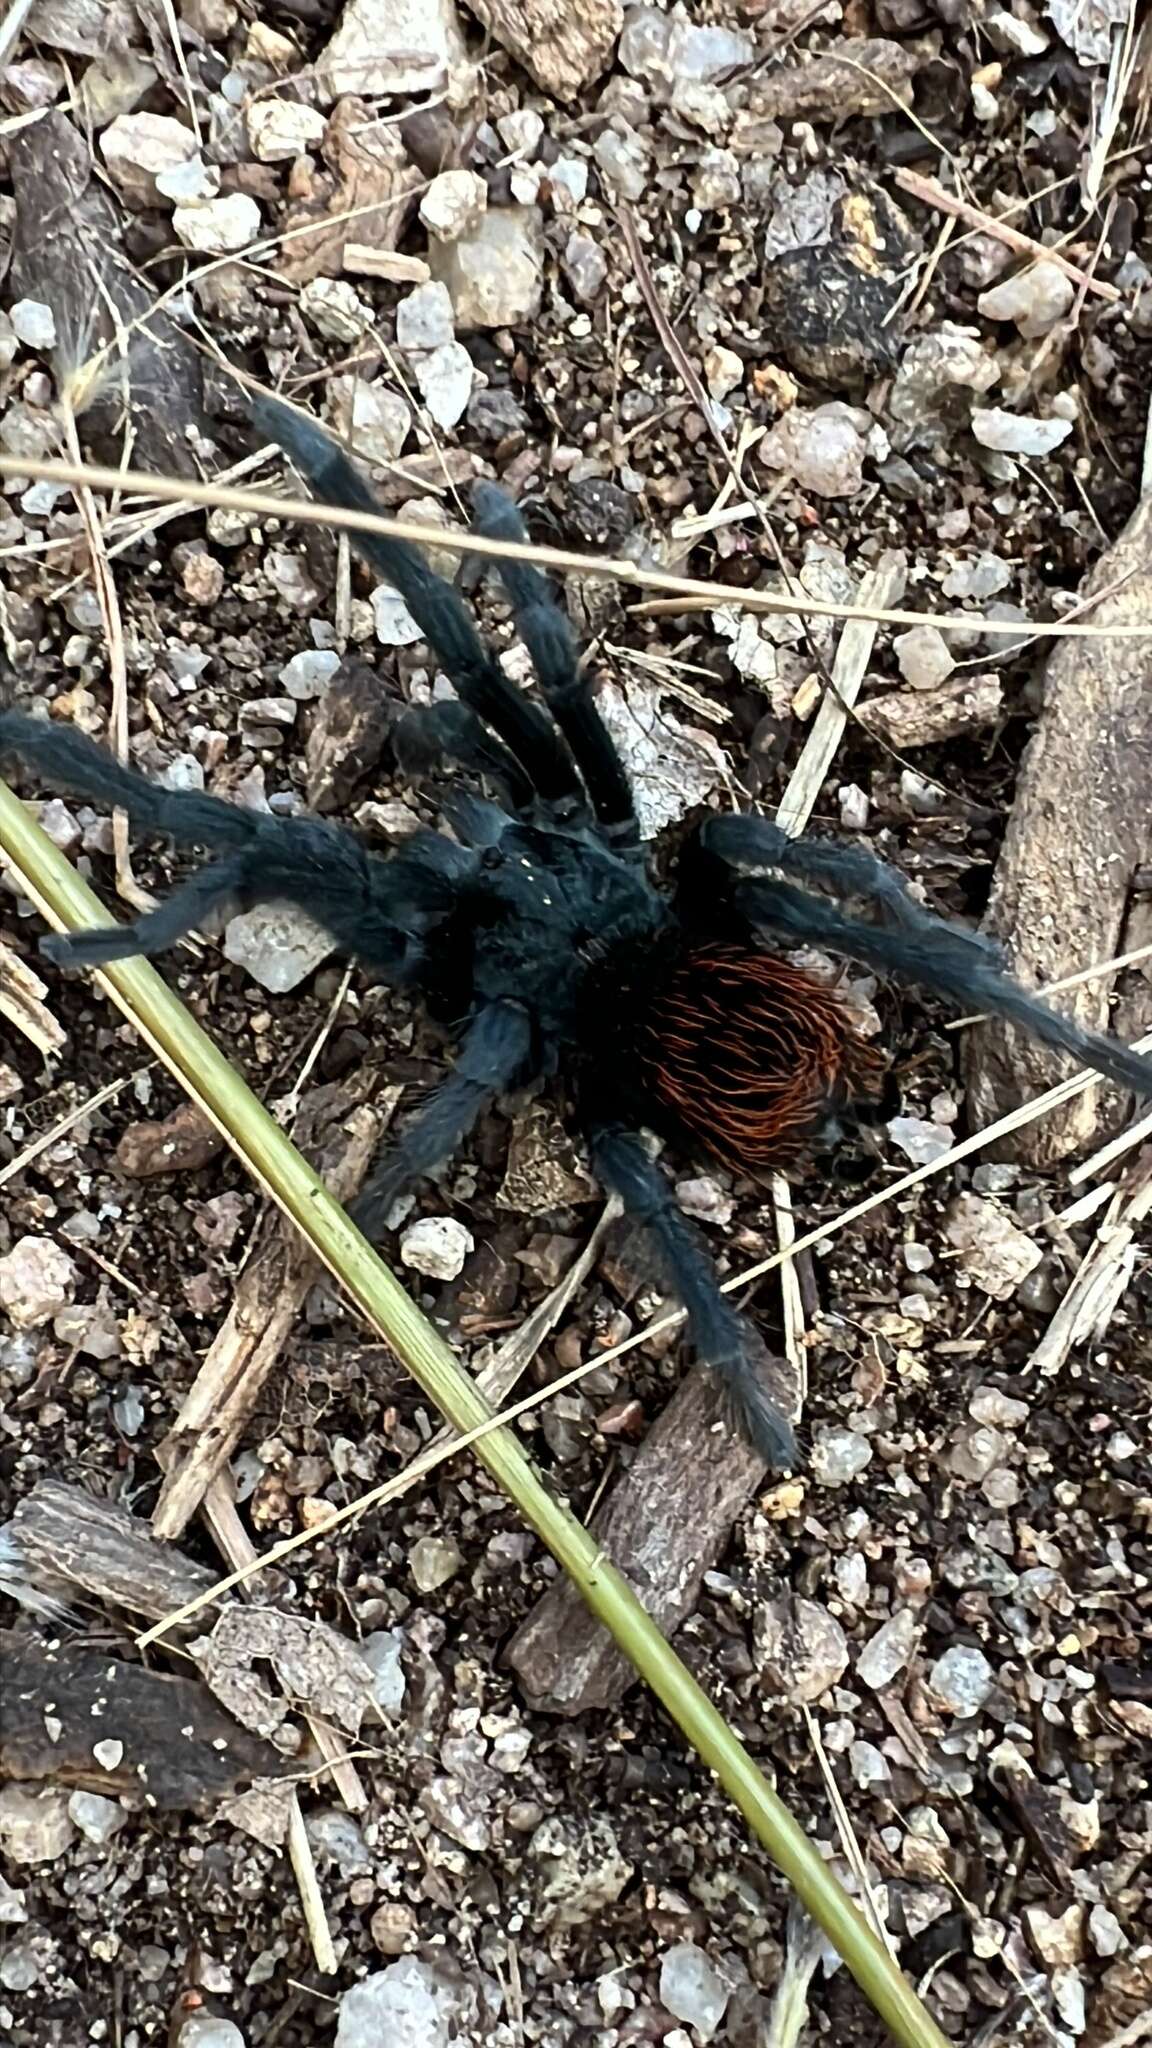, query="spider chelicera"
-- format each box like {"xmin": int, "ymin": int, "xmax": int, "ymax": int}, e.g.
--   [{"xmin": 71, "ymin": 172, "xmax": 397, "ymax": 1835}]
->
[{"xmin": 2, "ymin": 394, "xmax": 1150, "ymax": 1467}]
